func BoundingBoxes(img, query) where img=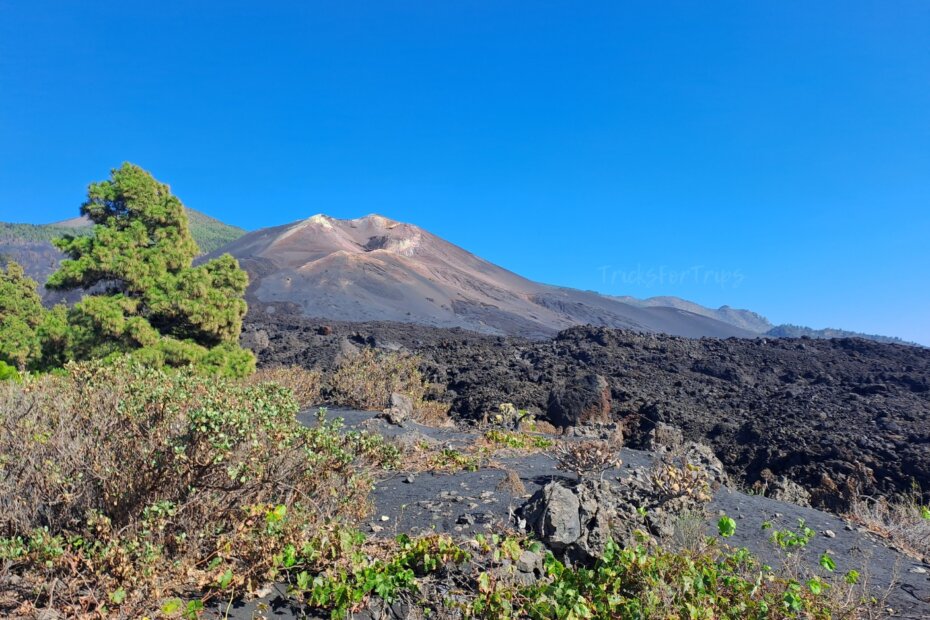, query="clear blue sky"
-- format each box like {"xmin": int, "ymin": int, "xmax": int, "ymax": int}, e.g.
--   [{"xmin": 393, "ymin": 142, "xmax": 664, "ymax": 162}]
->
[{"xmin": 1, "ymin": 2, "xmax": 928, "ymax": 344}]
